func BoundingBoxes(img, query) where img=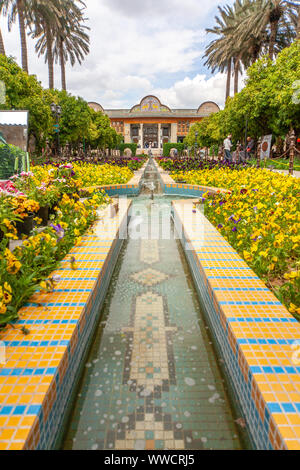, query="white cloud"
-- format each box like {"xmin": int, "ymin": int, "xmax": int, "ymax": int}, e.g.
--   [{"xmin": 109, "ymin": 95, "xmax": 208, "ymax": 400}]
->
[
  {"xmin": 102, "ymin": 0, "xmax": 220, "ymax": 23},
  {"xmin": 152, "ymin": 73, "xmax": 228, "ymax": 108},
  {"xmin": 152, "ymin": 71, "xmax": 247, "ymax": 109},
  {"xmin": 0, "ymin": 0, "xmax": 235, "ymax": 108}
]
